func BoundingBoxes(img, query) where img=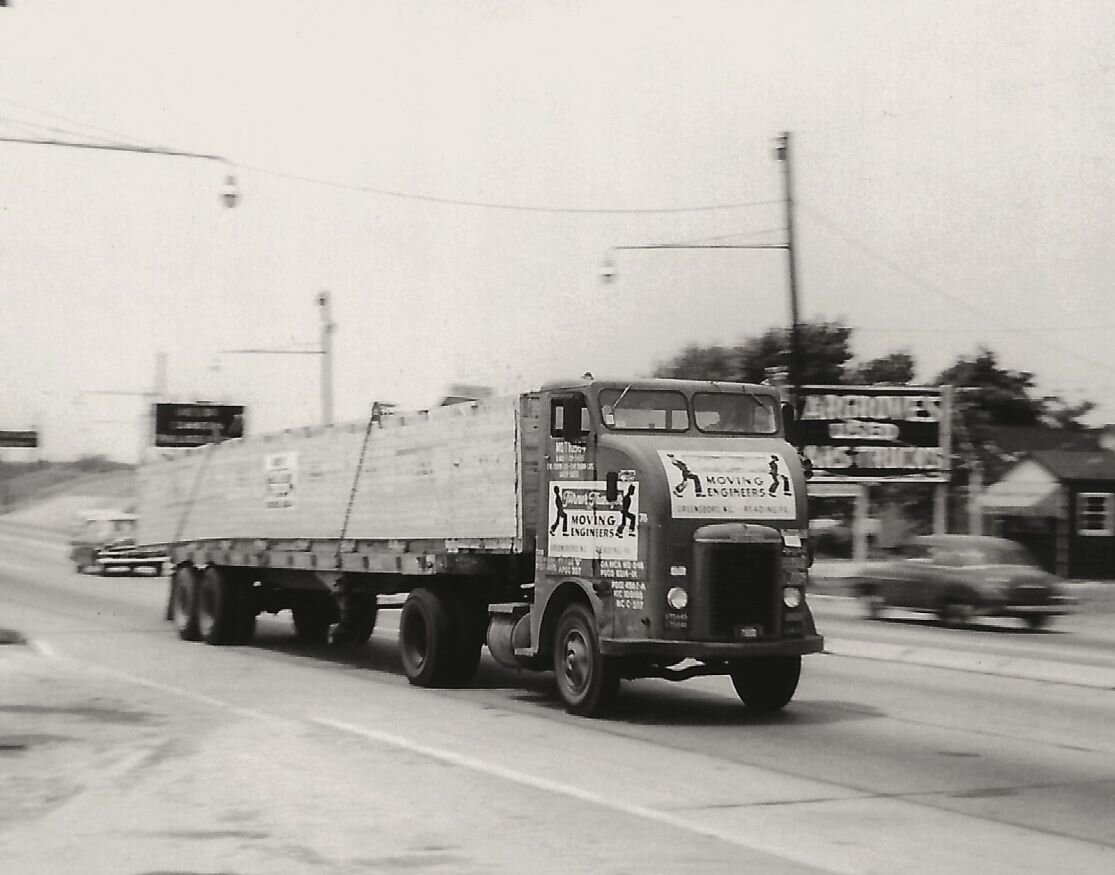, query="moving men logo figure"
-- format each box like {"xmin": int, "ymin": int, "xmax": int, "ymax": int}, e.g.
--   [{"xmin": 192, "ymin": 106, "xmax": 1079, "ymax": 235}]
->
[
  {"xmin": 615, "ymin": 484, "xmax": 637, "ymax": 536},
  {"xmin": 549, "ymin": 485, "xmax": 568, "ymax": 535},
  {"xmin": 769, "ymin": 455, "xmax": 791, "ymax": 496},
  {"xmin": 667, "ymin": 453, "xmax": 703, "ymax": 497}
]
